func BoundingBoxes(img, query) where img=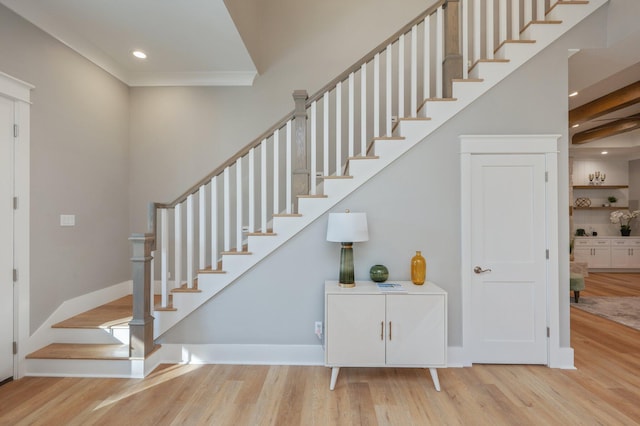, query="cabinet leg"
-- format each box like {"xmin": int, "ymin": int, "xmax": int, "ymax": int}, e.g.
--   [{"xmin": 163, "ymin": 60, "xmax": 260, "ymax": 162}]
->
[
  {"xmin": 330, "ymin": 367, "xmax": 340, "ymax": 390},
  {"xmin": 429, "ymin": 368, "xmax": 441, "ymax": 392}
]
